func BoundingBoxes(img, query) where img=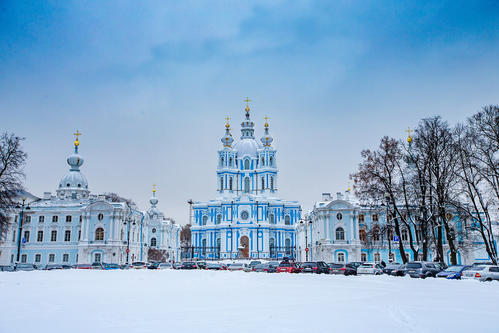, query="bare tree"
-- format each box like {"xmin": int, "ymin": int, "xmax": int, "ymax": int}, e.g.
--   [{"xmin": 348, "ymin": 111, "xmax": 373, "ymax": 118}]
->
[{"xmin": 0, "ymin": 133, "xmax": 27, "ymax": 241}]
